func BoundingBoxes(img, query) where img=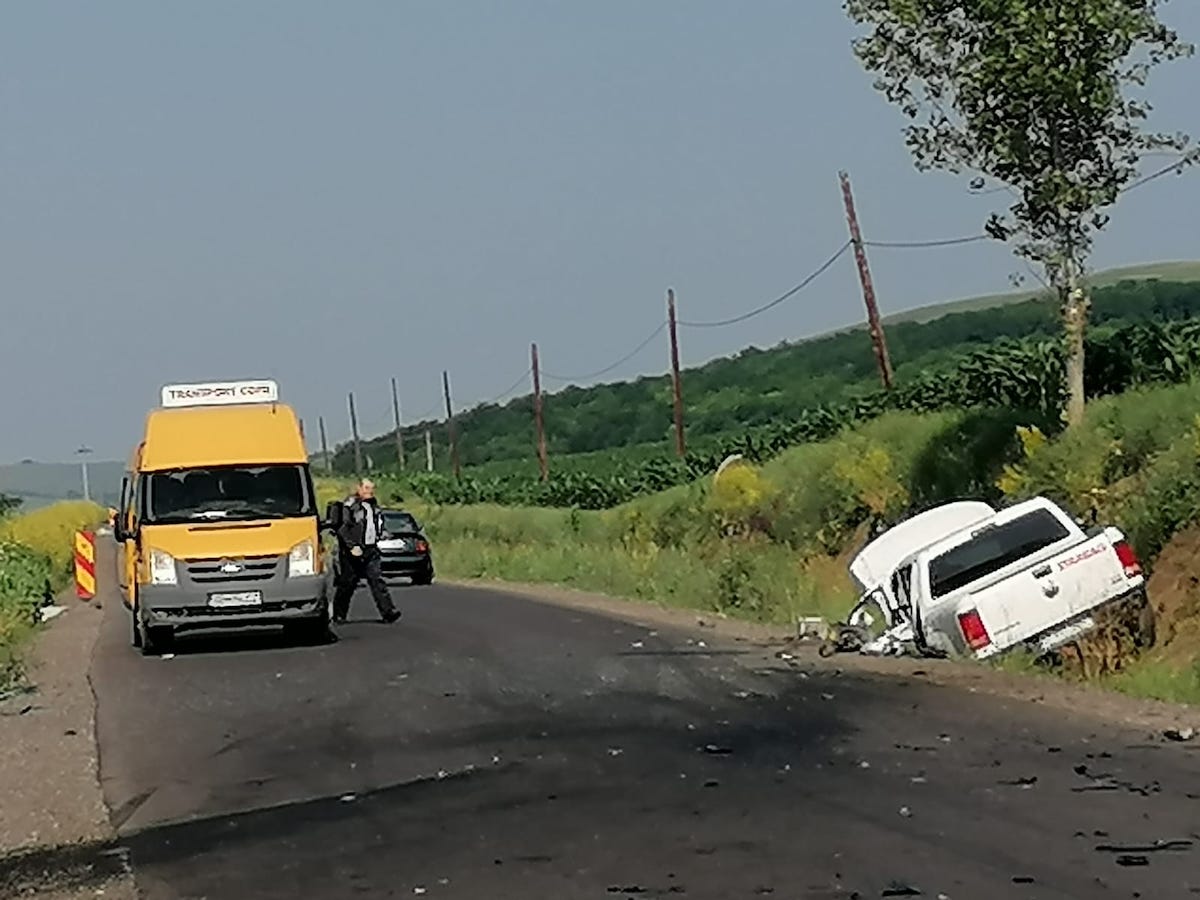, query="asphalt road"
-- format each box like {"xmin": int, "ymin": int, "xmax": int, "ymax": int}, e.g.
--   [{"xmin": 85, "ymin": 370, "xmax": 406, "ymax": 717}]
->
[{"xmin": 83, "ymin": 543, "xmax": 1200, "ymax": 899}]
